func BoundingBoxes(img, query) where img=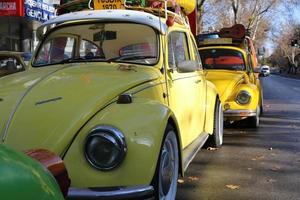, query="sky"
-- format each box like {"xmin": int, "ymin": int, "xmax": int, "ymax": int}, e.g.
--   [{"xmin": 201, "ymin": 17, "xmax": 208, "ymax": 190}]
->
[
  {"xmin": 264, "ymin": 4, "xmax": 300, "ymax": 55},
  {"xmin": 294, "ymin": 6, "xmax": 300, "ymax": 22}
]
